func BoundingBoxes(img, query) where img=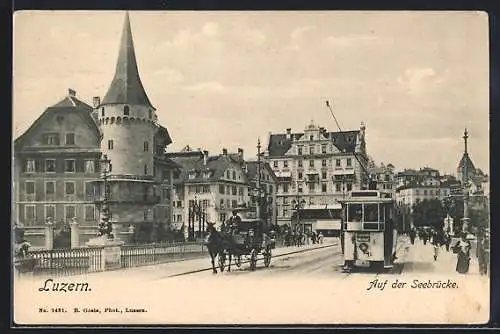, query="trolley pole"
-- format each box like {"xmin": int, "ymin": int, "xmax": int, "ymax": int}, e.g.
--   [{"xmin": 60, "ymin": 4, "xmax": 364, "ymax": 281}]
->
[
  {"xmin": 462, "ymin": 128, "xmax": 470, "ymax": 234},
  {"xmin": 256, "ymin": 138, "xmax": 262, "ymax": 220}
]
